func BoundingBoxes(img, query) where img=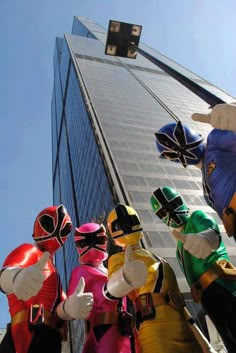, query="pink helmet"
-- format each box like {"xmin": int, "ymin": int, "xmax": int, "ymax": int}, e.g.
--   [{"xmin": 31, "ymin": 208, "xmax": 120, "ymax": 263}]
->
[{"xmin": 74, "ymin": 223, "xmax": 108, "ymax": 263}]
